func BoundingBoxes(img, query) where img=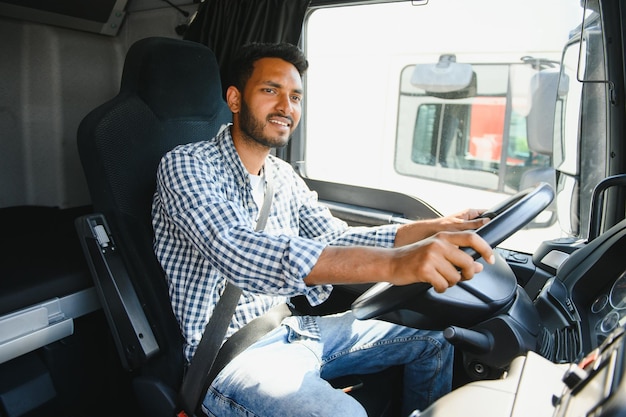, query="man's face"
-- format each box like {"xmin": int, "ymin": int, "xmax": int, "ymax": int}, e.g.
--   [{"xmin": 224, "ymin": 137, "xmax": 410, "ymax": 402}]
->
[{"xmin": 237, "ymin": 57, "xmax": 303, "ymax": 148}]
